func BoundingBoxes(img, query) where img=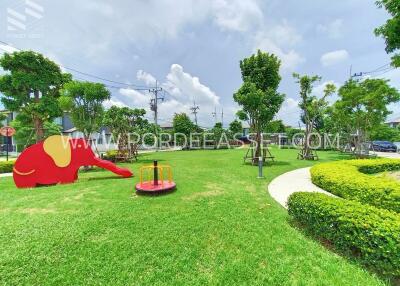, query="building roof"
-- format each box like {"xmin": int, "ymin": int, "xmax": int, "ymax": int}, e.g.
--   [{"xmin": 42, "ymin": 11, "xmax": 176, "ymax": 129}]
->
[
  {"xmin": 386, "ymin": 118, "xmax": 400, "ymax": 124},
  {"xmin": 63, "ymin": 127, "xmax": 77, "ymax": 133},
  {"xmin": 160, "ymin": 123, "xmax": 173, "ymax": 129}
]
